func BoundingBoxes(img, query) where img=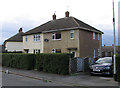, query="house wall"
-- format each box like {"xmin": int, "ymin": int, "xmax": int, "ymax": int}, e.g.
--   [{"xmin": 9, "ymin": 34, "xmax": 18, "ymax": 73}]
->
[
  {"xmin": 23, "ymin": 34, "xmax": 44, "ymax": 53},
  {"xmin": 79, "ymin": 30, "xmax": 101, "ymax": 58},
  {"xmin": 22, "ymin": 29, "xmax": 102, "ymax": 58},
  {"xmin": 43, "ymin": 29, "xmax": 80, "ymax": 57},
  {"xmin": 5, "ymin": 42, "xmax": 23, "ymax": 52}
]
